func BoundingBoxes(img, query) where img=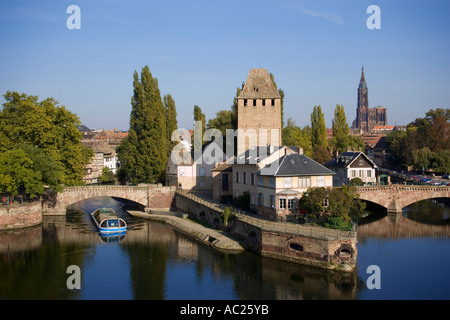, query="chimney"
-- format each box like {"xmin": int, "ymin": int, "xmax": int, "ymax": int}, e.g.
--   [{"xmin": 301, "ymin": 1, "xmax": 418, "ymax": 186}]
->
[{"xmin": 299, "ymin": 147, "xmax": 303, "ymax": 155}]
